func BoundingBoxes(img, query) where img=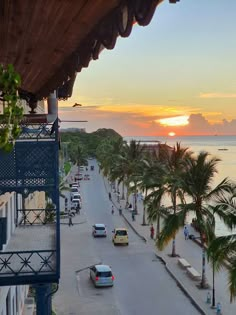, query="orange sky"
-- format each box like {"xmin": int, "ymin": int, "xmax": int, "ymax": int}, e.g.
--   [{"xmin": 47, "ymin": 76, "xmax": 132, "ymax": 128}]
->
[{"xmin": 58, "ymin": 0, "xmax": 236, "ymax": 137}]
